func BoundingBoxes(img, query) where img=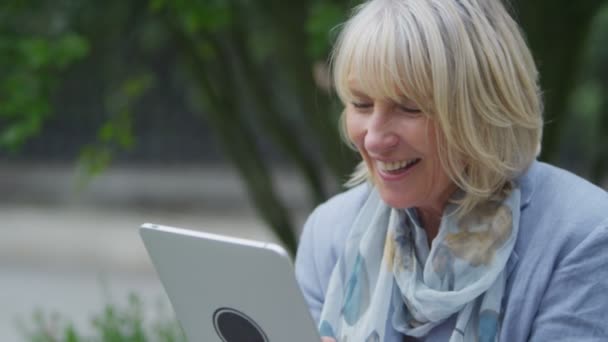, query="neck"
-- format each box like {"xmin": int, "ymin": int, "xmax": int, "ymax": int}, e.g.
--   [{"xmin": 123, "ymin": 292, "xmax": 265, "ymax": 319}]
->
[
  {"xmin": 416, "ymin": 184, "xmax": 459, "ymax": 243},
  {"xmin": 416, "ymin": 207, "xmax": 443, "ymax": 243}
]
